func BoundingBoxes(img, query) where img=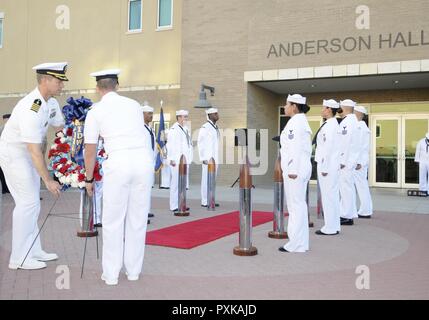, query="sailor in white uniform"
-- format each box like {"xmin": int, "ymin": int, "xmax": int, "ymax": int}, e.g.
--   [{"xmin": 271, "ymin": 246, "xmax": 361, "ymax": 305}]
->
[
  {"xmin": 314, "ymin": 99, "xmax": 341, "ymax": 235},
  {"xmin": 197, "ymin": 107, "xmax": 220, "ymax": 207},
  {"xmin": 84, "ymin": 69, "xmax": 153, "ymax": 285},
  {"xmin": 353, "ymin": 105, "xmax": 373, "ymax": 218},
  {"xmin": 167, "ymin": 110, "xmax": 193, "ymax": 212},
  {"xmin": 142, "ymin": 104, "xmax": 156, "ymax": 220},
  {"xmin": 0, "ymin": 62, "xmax": 66, "ymax": 270},
  {"xmin": 338, "ymin": 99, "xmax": 361, "ymax": 226},
  {"xmin": 414, "ymin": 132, "xmax": 429, "ymax": 194},
  {"xmin": 279, "ymin": 94, "xmax": 312, "ymax": 253}
]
